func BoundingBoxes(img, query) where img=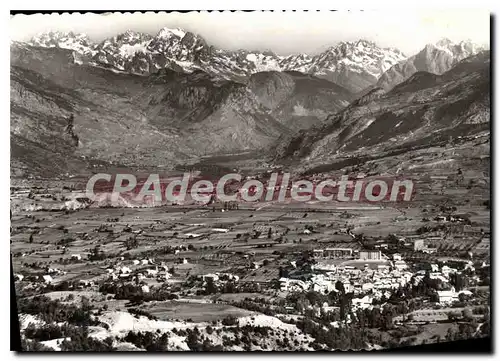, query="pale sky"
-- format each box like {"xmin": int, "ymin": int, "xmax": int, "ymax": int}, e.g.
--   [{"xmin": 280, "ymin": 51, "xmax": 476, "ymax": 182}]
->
[{"xmin": 10, "ymin": 10, "xmax": 491, "ymax": 56}]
